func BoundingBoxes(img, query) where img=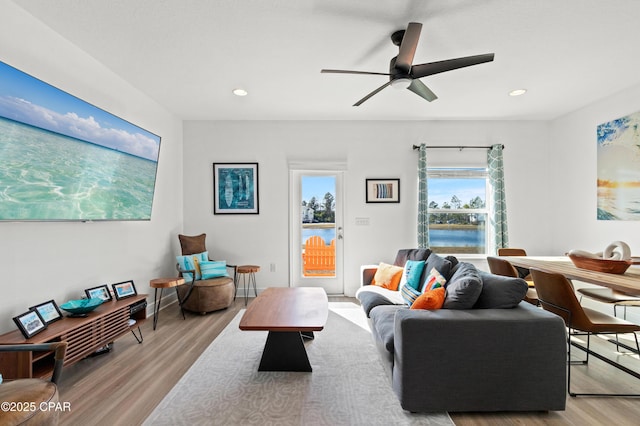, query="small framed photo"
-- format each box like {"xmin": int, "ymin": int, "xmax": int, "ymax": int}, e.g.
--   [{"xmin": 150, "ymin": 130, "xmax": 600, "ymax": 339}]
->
[
  {"xmin": 85, "ymin": 284, "xmax": 113, "ymax": 302},
  {"xmin": 366, "ymin": 178, "xmax": 400, "ymax": 203},
  {"xmin": 13, "ymin": 310, "xmax": 47, "ymax": 339},
  {"xmin": 213, "ymin": 162, "xmax": 259, "ymax": 214},
  {"xmin": 112, "ymin": 280, "xmax": 137, "ymax": 300},
  {"xmin": 29, "ymin": 300, "xmax": 63, "ymax": 325}
]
